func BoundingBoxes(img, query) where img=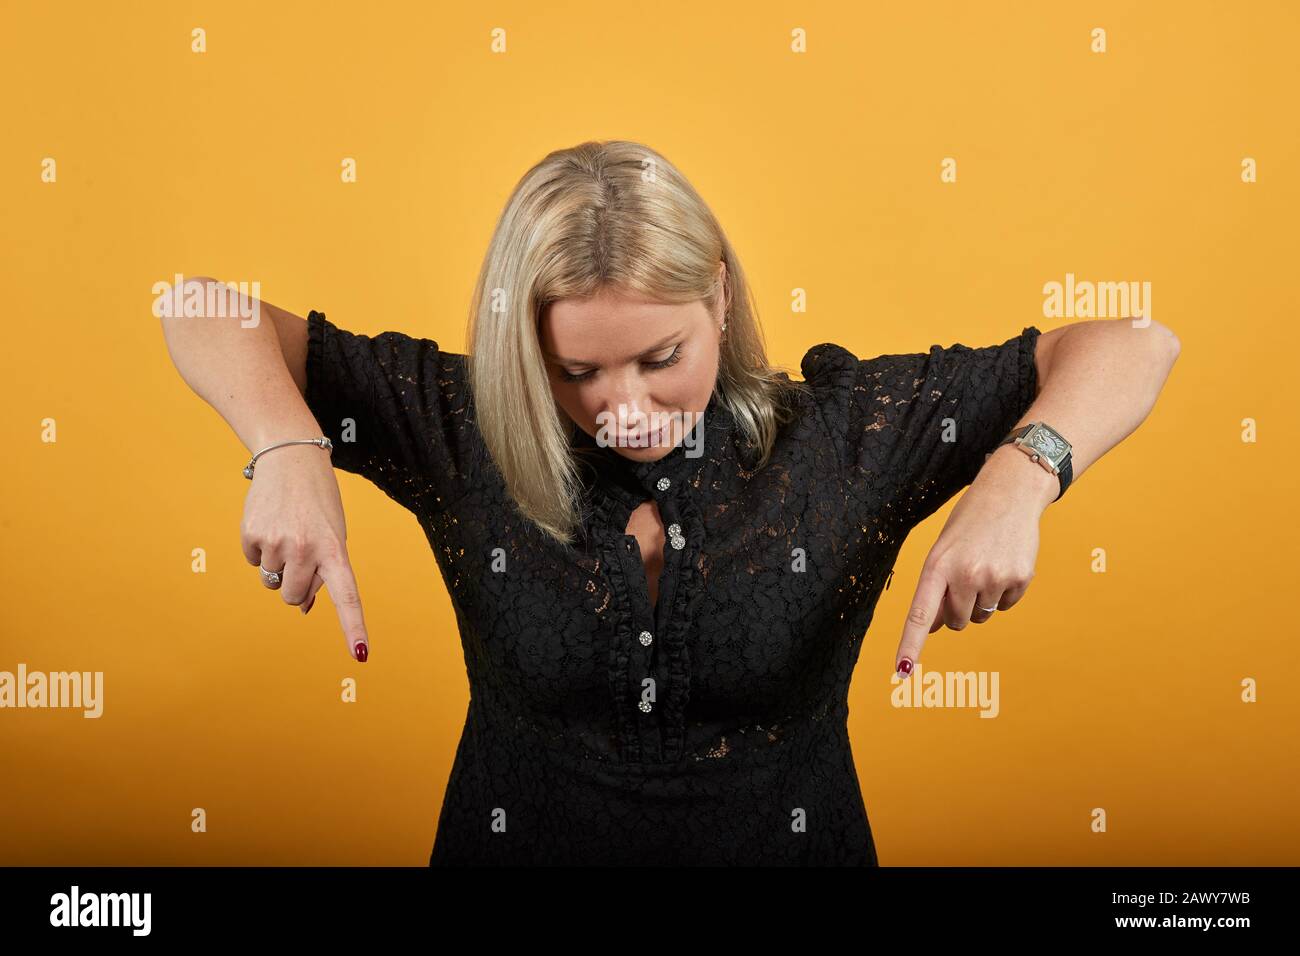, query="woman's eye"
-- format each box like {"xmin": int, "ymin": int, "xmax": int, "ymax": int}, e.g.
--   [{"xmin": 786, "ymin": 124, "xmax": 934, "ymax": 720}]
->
[
  {"xmin": 647, "ymin": 345, "xmax": 682, "ymax": 370},
  {"xmin": 557, "ymin": 345, "xmax": 681, "ymax": 383}
]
